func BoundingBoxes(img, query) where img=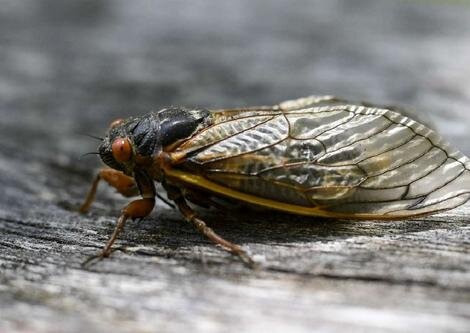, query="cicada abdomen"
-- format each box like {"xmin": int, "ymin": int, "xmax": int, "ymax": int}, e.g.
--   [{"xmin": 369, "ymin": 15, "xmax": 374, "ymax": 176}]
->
[{"xmin": 169, "ymin": 96, "xmax": 470, "ymax": 219}]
